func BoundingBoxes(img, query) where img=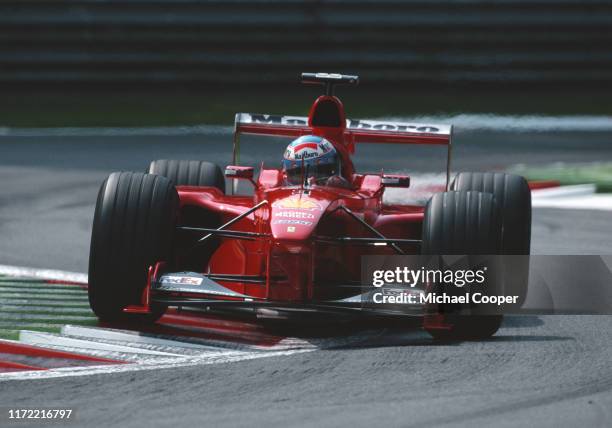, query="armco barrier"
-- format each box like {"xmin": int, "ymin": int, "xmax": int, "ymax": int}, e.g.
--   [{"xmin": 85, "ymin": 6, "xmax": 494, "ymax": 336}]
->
[{"xmin": 1, "ymin": 0, "xmax": 611, "ymax": 87}]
